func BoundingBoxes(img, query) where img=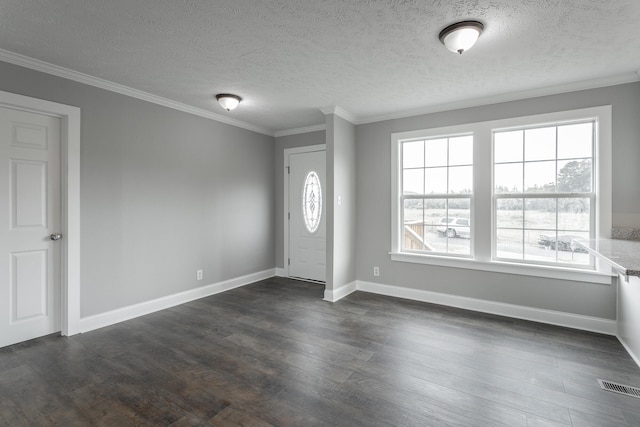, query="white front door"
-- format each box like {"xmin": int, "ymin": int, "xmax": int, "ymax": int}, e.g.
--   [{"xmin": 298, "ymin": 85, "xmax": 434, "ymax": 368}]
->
[
  {"xmin": 0, "ymin": 106, "xmax": 62, "ymax": 348},
  {"xmin": 288, "ymin": 150, "xmax": 326, "ymax": 282}
]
